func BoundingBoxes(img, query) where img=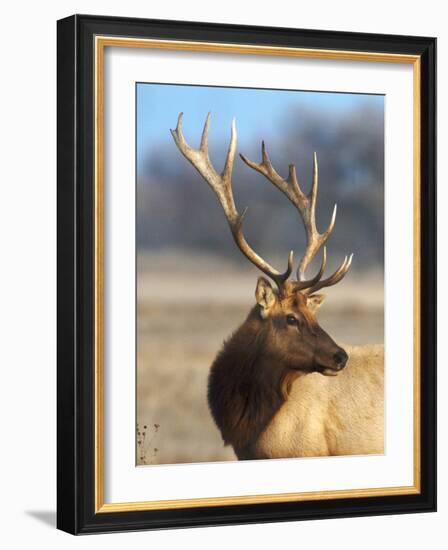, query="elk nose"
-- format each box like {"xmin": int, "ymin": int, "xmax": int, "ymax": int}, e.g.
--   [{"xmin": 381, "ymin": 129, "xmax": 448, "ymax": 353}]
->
[{"xmin": 333, "ymin": 350, "xmax": 348, "ymax": 369}]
